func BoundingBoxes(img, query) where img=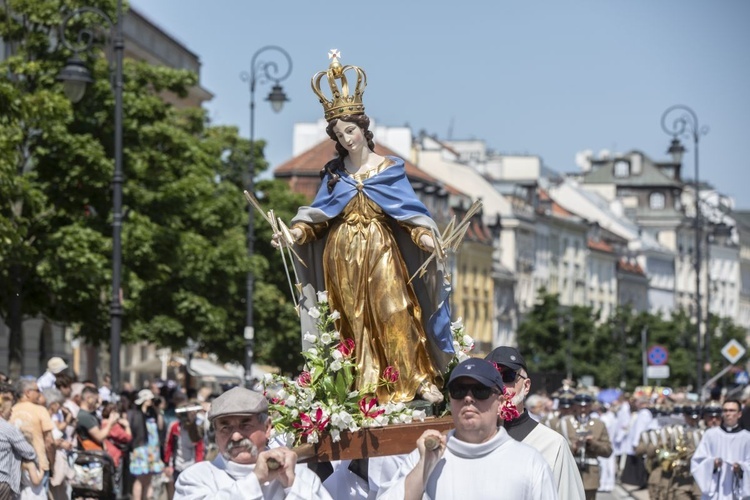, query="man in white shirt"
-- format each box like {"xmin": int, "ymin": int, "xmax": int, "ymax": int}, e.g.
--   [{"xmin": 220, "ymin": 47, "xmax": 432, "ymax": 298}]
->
[
  {"xmin": 691, "ymin": 399, "xmax": 750, "ymax": 499},
  {"xmin": 485, "ymin": 346, "xmax": 584, "ymax": 500},
  {"xmin": 377, "ymin": 358, "xmax": 558, "ymax": 499},
  {"xmin": 37, "ymin": 357, "xmax": 68, "ymax": 392},
  {"xmin": 174, "ymin": 386, "xmax": 331, "ymax": 500}
]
